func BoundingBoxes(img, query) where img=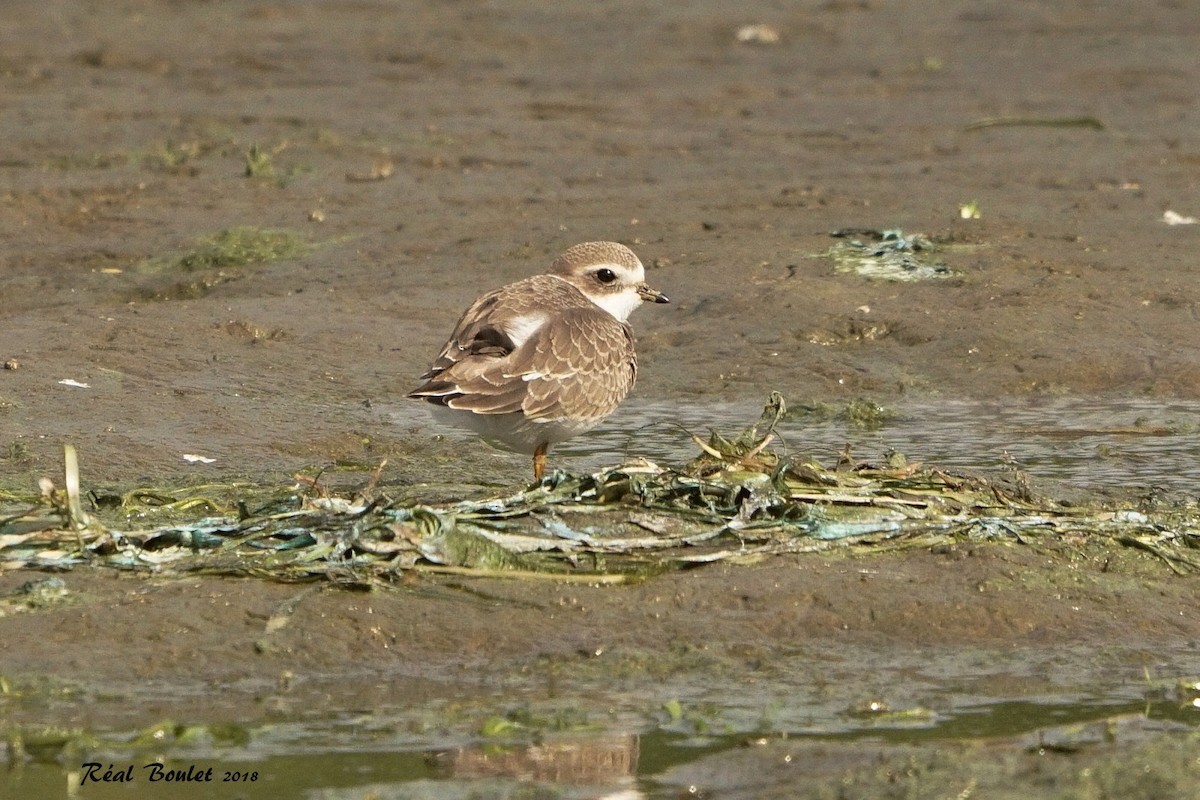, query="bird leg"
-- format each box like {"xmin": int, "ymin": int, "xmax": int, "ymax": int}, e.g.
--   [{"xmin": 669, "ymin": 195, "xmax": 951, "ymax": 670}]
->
[{"xmin": 532, "ymin": 442, "xmax": 548, "ymax": 483}]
